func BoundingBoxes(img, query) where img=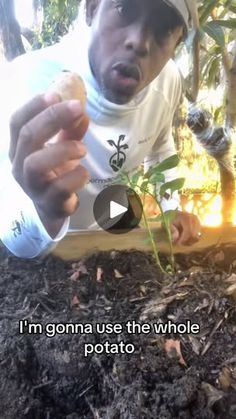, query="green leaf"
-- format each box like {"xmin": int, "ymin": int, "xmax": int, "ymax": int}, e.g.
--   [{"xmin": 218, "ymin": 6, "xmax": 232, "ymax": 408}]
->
[
  {"xmin": 214, "ymin": 106, "xmax": 223, "ymax": 123},
  {"xmin": 148, "ymin": 214, "xmax": 162, "ymax": 222},
  {"xmin": 213, "ymin": 19, "xmax": 236, "ymax": 29},
  {"xmin": 155, "ymin": 155, "xmax": 180, "ymax": 173},
  {"xmin": 58, "ymin": 0, "xmax": 65, "ymax": 15},
  {"xmin": 130, "ymin": 170, "xmax": 143, "ymax": 185},
  {"xmin": 203, "ymin": 21, "xmax": 225, "ymax": 47},
  {"xmin": 140, "ymin": 180, "xmax": 149, "ymax": 190},
  {"xmin": 207, "ymin": 56, "xmax": 220, "ymax": 88},
  {"xmin": 111, "ymin": 172, "xmax": 128, "ymax": 185},
  {"xmin": 160, "ymin": 178, "xmax": 185, "ymax": 197},
  {"xmin": 162, "ymin": 210, "xmax": 177, "ymax": 225},
  {"xmin": 149, "ymin": 172, "xmax": 165, "ymax": 184},
  {"xmin": 199, "ymin": 0, "xmax": 220, "ymax": 25}
]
